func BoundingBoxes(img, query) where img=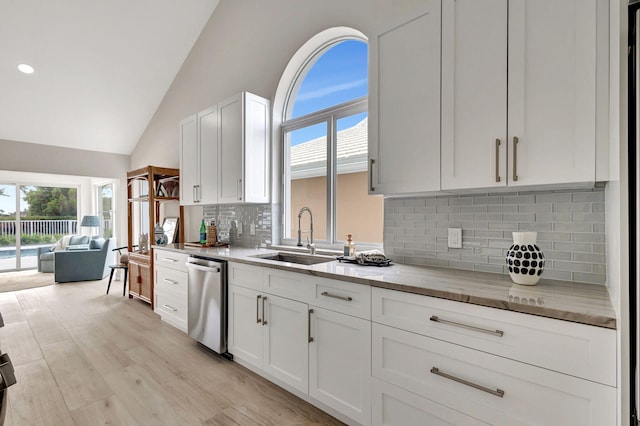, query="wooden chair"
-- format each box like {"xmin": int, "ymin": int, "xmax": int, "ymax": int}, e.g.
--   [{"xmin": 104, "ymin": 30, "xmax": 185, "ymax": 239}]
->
[{"xmin": 107, "ymin": 245, "xmax": 137, "ymax": 296}]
